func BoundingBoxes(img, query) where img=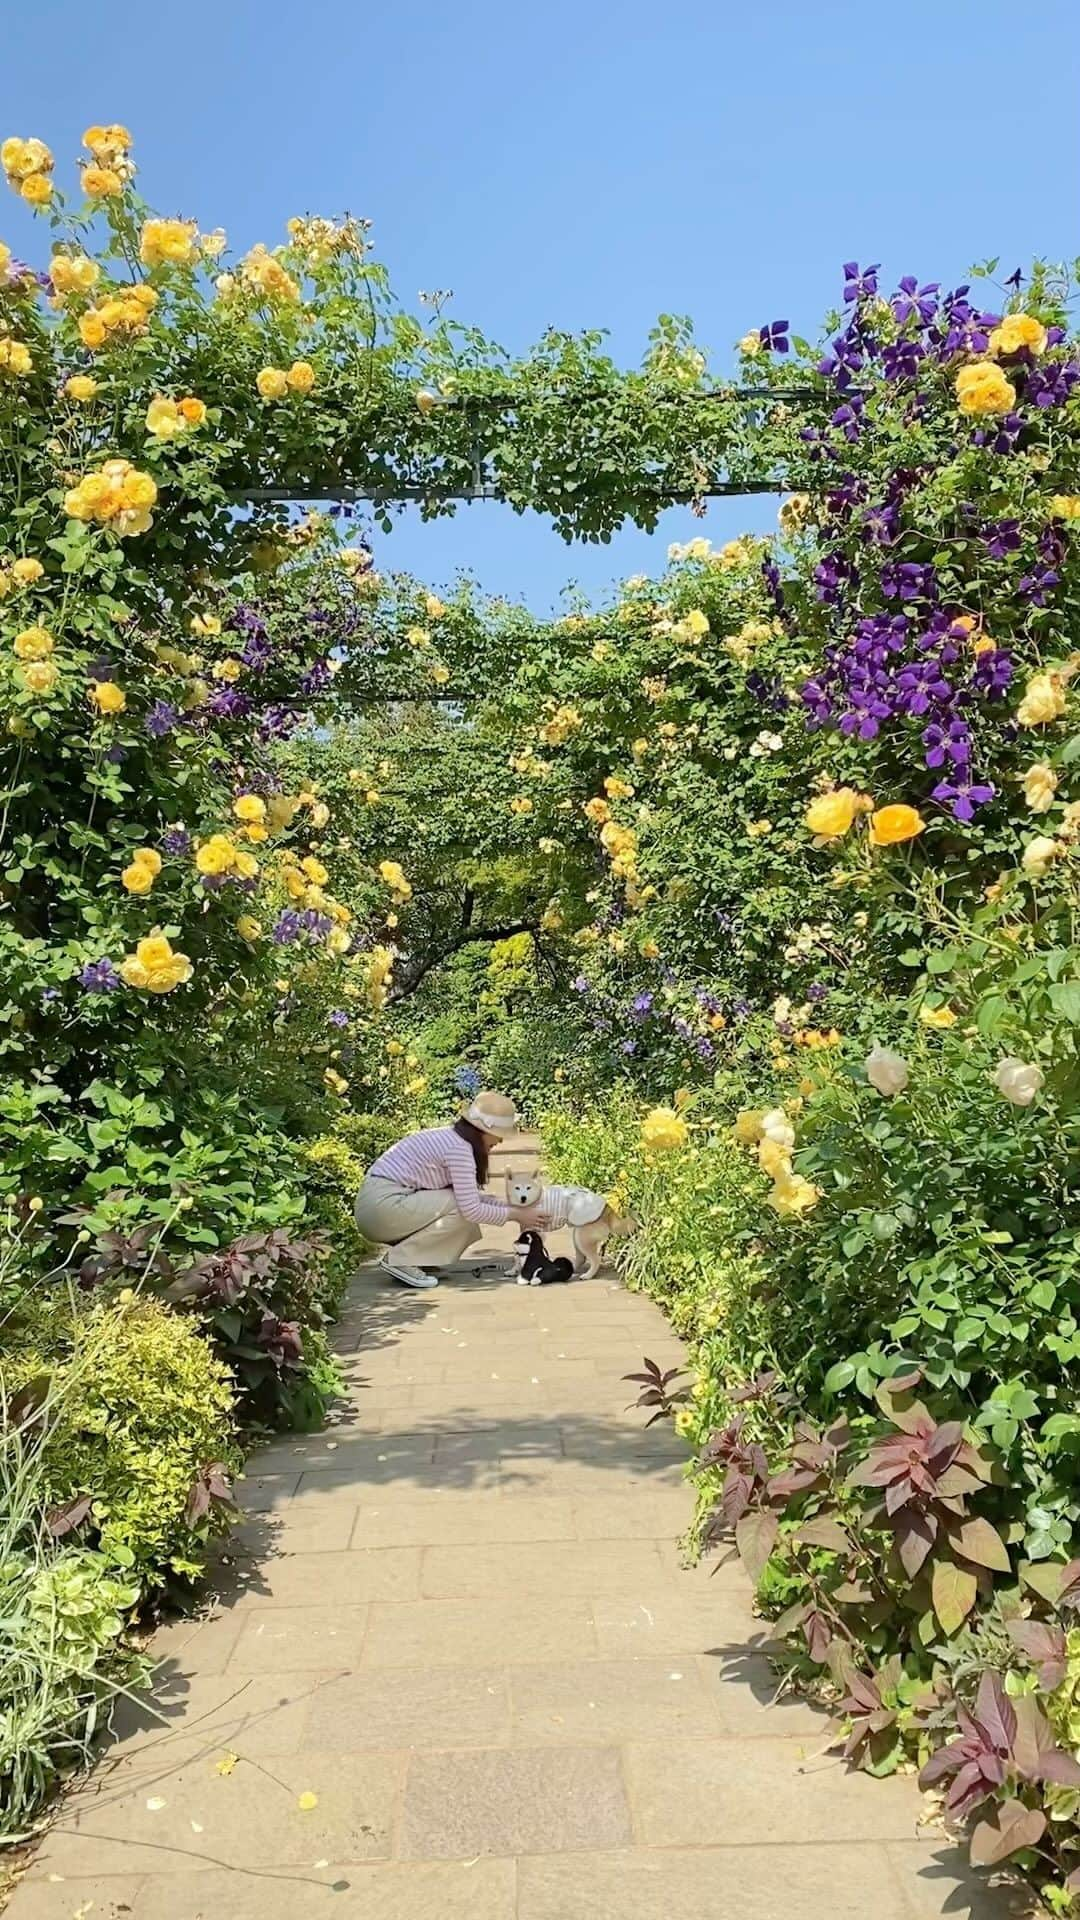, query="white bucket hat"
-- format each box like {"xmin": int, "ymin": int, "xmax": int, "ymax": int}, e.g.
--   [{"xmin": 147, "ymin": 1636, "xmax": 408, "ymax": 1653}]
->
[{"xmin": 464, "ymin": 1092, "xmax": 519, "ymax": 1136}]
